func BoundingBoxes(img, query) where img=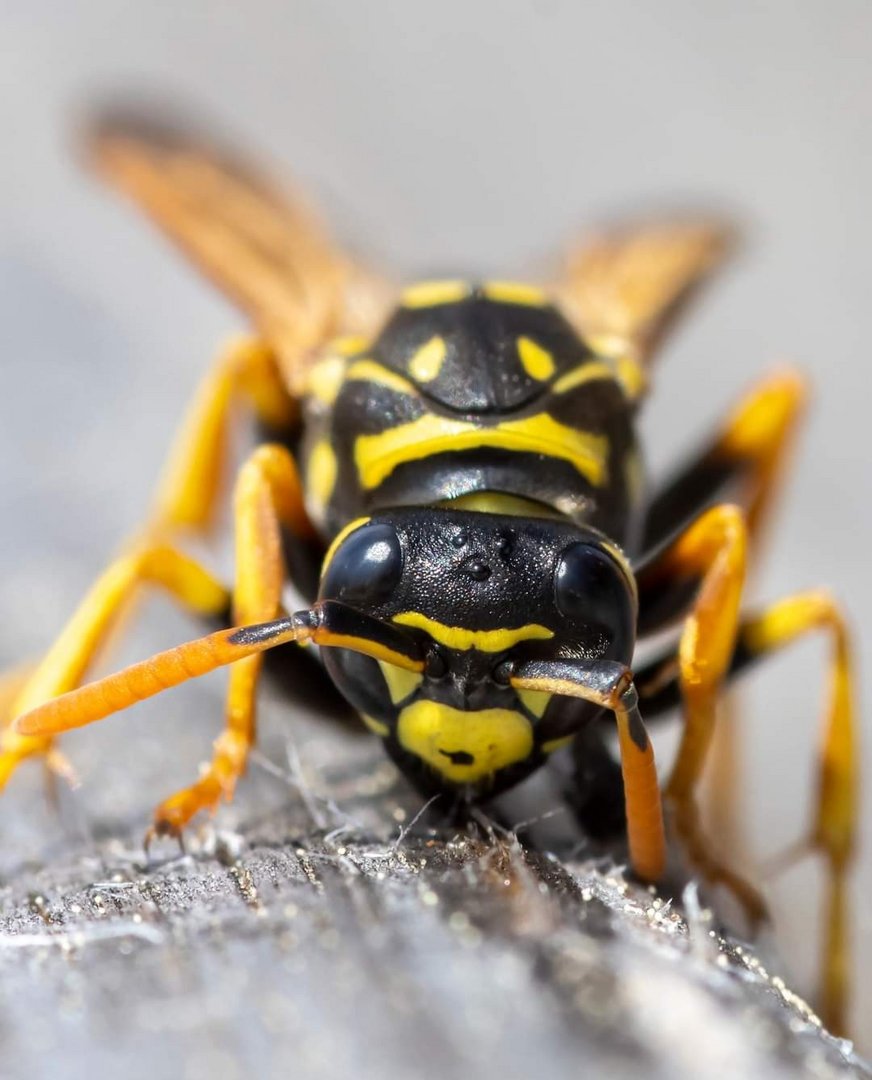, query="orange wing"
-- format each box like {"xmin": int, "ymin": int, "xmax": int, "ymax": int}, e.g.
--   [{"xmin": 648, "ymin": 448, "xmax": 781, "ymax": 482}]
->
[
  {"xmin": 553, "ymin": 217, "xmax": 737, "ymax": 379},
  {"xmin": 86, "ymin": 108, "xmax": 393, "ymax": 384}
]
